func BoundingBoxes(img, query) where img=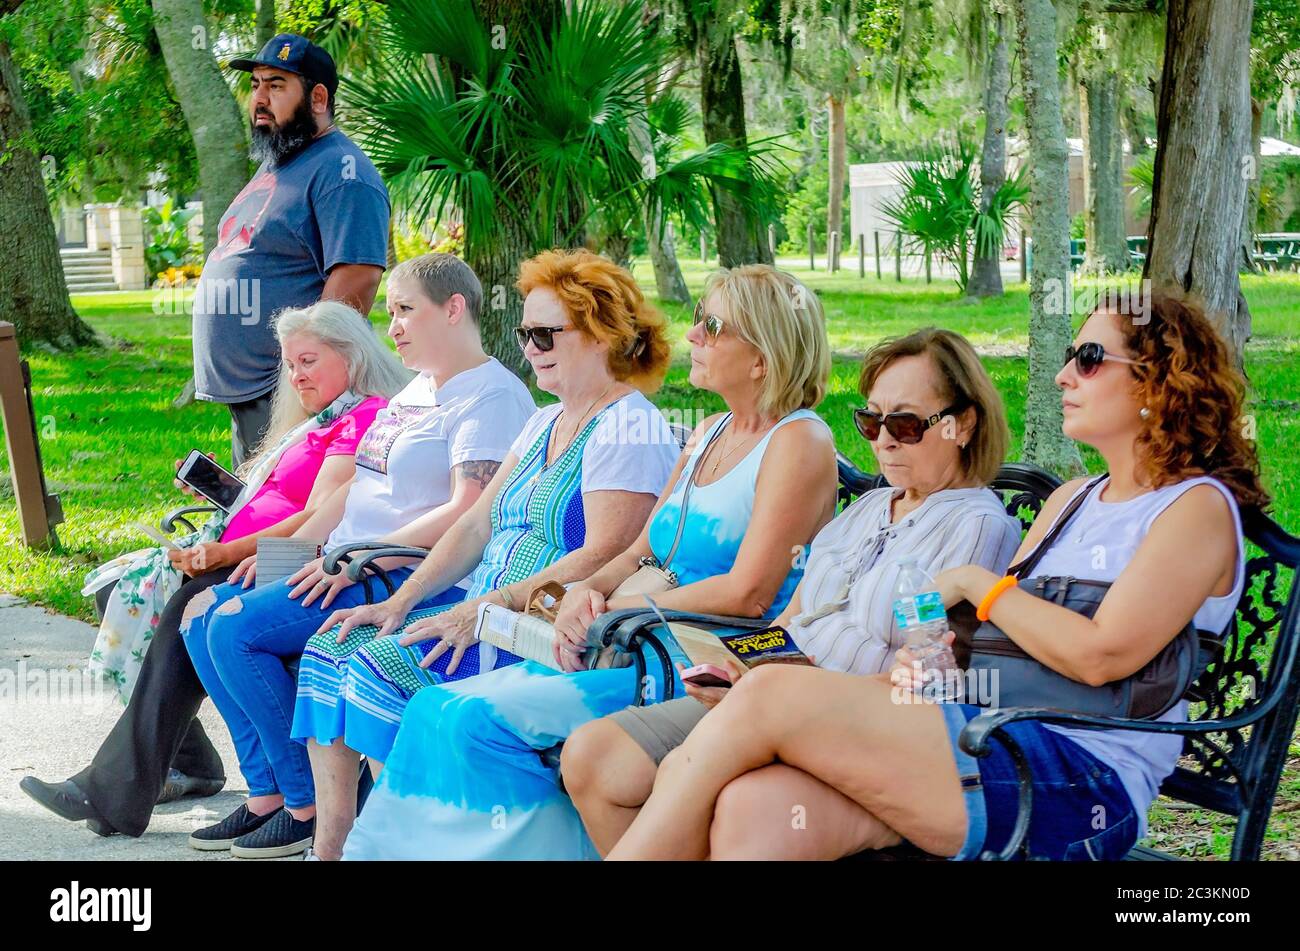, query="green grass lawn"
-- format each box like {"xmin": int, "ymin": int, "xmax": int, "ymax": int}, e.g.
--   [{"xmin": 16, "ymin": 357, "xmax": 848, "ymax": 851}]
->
[{"xmin": 2, "ymin": 265, "xmax": 1298, "ymax": 858}]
